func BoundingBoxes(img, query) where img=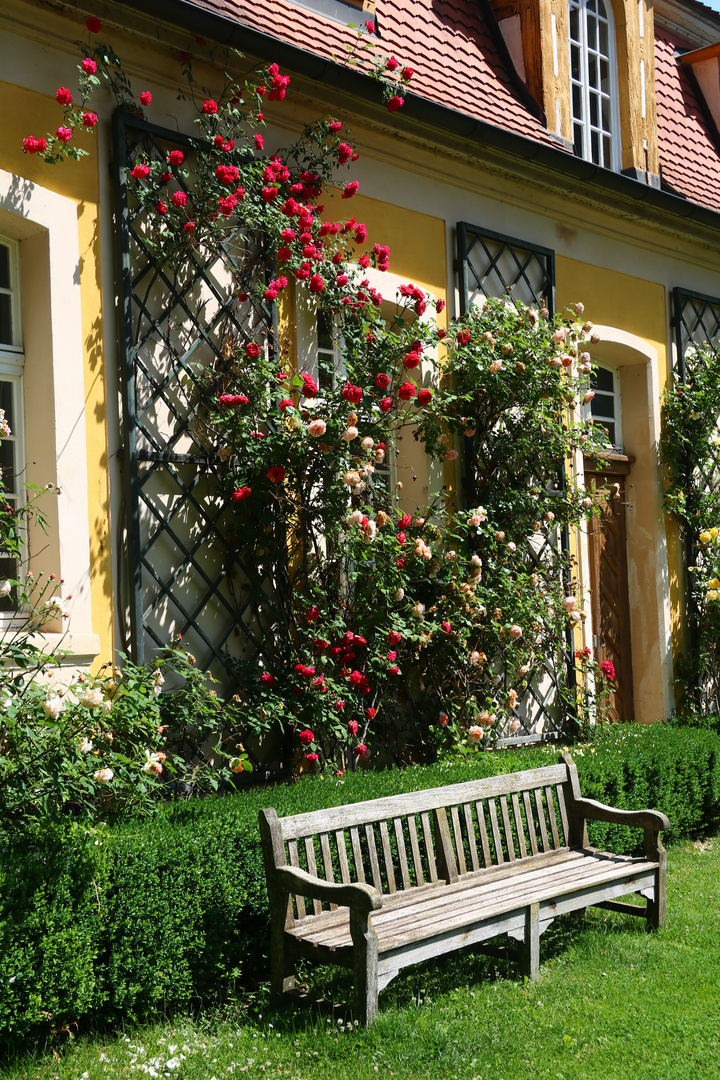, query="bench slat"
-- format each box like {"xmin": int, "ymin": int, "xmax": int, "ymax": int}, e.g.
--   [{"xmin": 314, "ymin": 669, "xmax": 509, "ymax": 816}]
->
[
  {"xmin": 487, "ymin": 798, "xmax": 504, "ymax": 863},
  {"xmin": 556, "ymin": 784, "xmax": 570, "ymax": 845},
  {"xmin": 464, "ymin": 803, "xmax": 480, "ymax": 872},
  {"xmin": 379, "ymin": 821, "xmax": 397, "ymax": 893},
  {"xmin": 366, "ymin": 823, "xmax": 383, "ymax": 892},
  {"xmin": 500, "ymin": 796, "xmax": 516, "ymax": 861},
  {"xmin": 421, "ymin": 812, "xmax": 438, "ymax": 882},
  {"xmin": 450, "ymin": 806, "xmax": 466, "ymax": 876},
  {"xmin": 275, "ymin": 765, "xmax": 569, "ymax": 840},
  {"xmin": 545, "ymin": 787, "xmax": 561, "ymax": 848},
  {"xmin": 320, "ymin": 834, "xmax": 336, "ymax": 911},
  {"xmin": 511, "ymin": 793, "xmax": 527, "ymax": 859},
  {"xmin": 288, "ymin": 840, "xmax": 306, "ymax": 919},
  {"xmin": 407, "ymin": 816, "xmax": 424, "ymax": 886},
  {"xmin": 336, "ymin": 830, "xmax": 351, "ymax": 885},
  {"xmin": 523, "ymin": 790, "xmax": 538, "ymax": 856},
  {"xmin": 535, "ymin": 788, "xmax": 550, "ymax": 852},
  {"xmin": 350, "ymin": 827, "xmax": 366, "ymax": 884},
  {"xmin": 476, "ymin": 801, "xmax": 492, "ymax": 867},
  {"xmin": 394, "ymin": 818, "xmax": 412, "ymax": 890},
  {"xmin": 305, "ymin": 837, "xmax": 322, "ymax": 915}
]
